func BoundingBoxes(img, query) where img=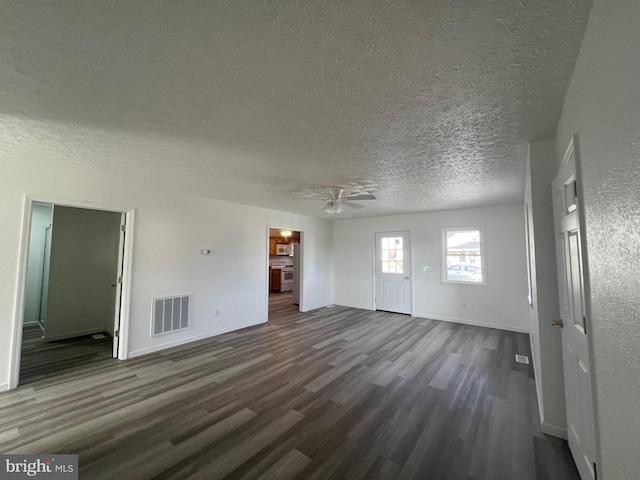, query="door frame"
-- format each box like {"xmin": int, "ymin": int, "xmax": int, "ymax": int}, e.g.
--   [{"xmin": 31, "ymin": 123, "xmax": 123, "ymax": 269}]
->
[
  {"xmin": 265, "ymin": 225, "xmax": 304, "ymax": 315},
  {"xmin": 8, "ymin": 195, "xmax": 135, "ymax": 390},
  {"xmin": 373, "ymin": 230, "xmax": 413, "ymax": 314}
]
